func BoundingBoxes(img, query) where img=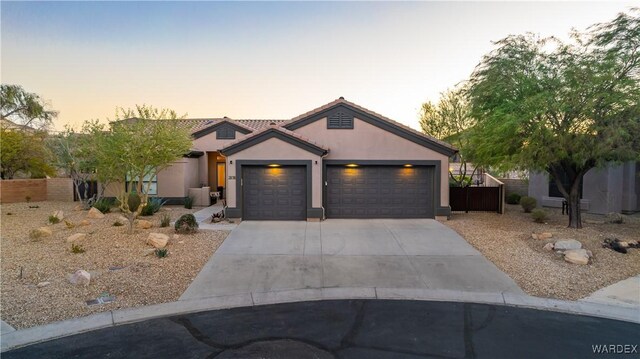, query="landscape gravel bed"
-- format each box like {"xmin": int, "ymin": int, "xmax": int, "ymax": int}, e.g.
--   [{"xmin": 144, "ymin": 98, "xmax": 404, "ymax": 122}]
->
[
  {"xmin": 443, "ymin": 205, "xmax": 640, "ymax": 301},
  {"xmin": 1, "ymin": 201, "xmax": 227, "ymax": 329}
]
